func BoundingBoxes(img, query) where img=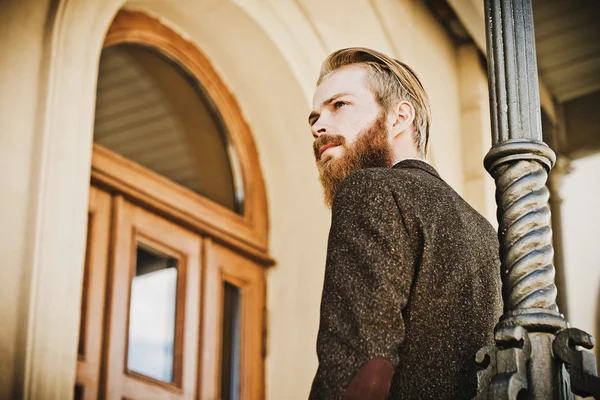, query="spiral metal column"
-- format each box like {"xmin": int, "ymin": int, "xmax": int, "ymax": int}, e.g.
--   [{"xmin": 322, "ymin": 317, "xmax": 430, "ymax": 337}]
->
[{"xmin": 474, "ymin": 0, "xmax": 600, "ymax": 399}]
